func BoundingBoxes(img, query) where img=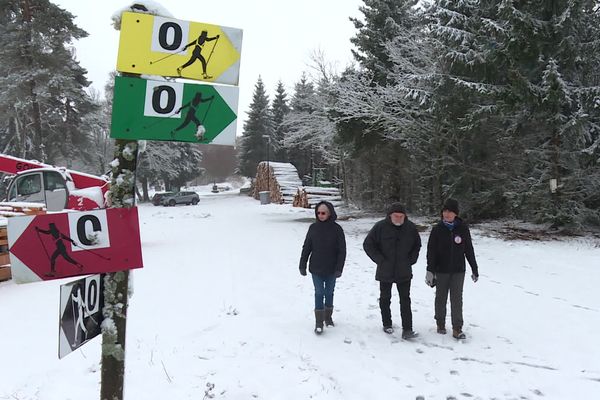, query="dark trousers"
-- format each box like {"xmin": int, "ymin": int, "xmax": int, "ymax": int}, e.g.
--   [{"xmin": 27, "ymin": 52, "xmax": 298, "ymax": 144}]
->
[
  {"xmin": 434, "ymin": 272, "xmax": 465, "ymax": 330},
  {"xmin": 379, "ymin": 280, "xmax": 412, "ymax": 330}
]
